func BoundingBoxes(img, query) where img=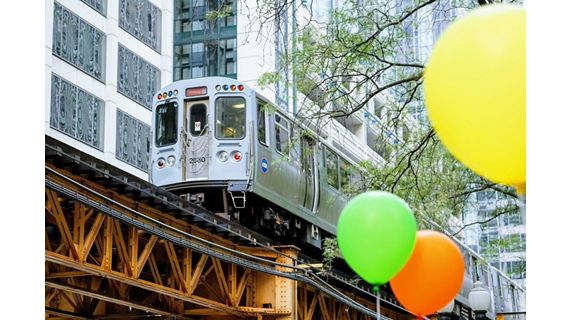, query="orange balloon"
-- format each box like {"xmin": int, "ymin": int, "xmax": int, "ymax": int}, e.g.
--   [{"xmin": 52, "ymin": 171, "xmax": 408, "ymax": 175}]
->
[{"xmin": 390, "ymin": 230, "xmax": 464, "ymax": 316}]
